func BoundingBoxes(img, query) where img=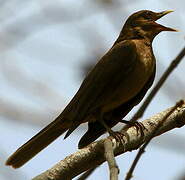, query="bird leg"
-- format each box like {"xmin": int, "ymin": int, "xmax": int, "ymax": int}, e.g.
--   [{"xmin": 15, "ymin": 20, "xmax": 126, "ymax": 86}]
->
[
  {"xmin": 118, "ymin": 119, "xmax": 147, "ymax": 137},
  {"xmin": 98, "ymin": 118, "xmax": 125, "ymax": 145}
]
